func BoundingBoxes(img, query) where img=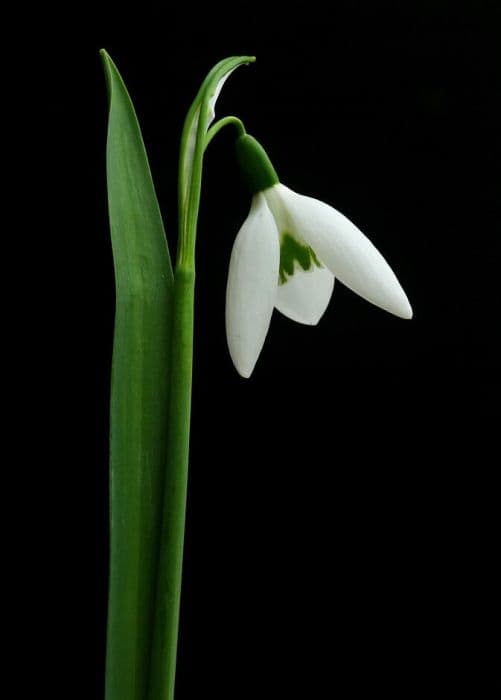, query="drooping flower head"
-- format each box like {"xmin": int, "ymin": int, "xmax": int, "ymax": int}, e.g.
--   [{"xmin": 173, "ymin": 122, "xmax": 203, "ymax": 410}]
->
[{"xmin": 226, "ymin": 134, "xmax": 412, "ymax": 378}]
